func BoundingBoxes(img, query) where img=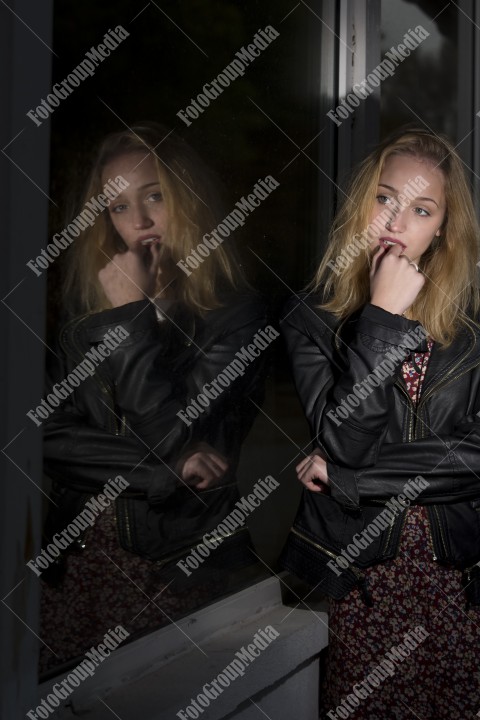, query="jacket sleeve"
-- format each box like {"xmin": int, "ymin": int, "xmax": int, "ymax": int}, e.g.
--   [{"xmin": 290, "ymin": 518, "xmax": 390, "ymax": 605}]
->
[
  {"xmin": 81, "ymin": 297, "xmax": 269, "ymax": 452},
  {"xmin": 328, "ymin": 414, "xmax": 480, "ymax": 508},
  {"xmin": 43, "ymin": 296, "xmax": 270, "ymax": 501},
  {"xmin": 43, "ymin": 408, "xmax": 180, "ymax": 504},
  {"xmin": 281, "ymin": 295, "xmax": 426, "ymax": 467}
]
